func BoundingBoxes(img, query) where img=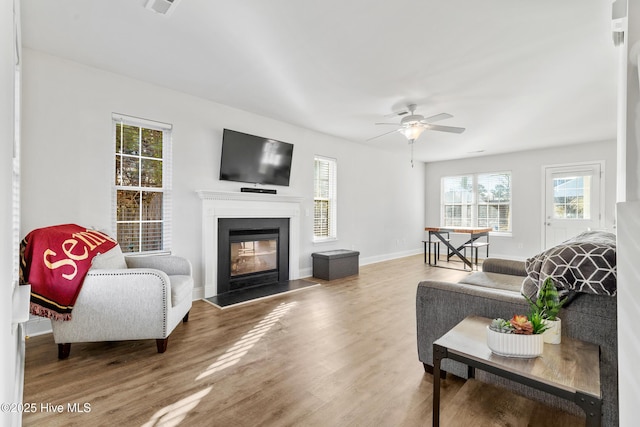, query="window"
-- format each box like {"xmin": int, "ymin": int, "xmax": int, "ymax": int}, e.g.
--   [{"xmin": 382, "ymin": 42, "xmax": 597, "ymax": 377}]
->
[
  {"xmin": 113, "ymin": 114, "xmax": 172, "ymax": 253},
  {"xmin": 442, "ymin": 175, "xmax": 473, "ymax": 227},
  {"xmin": 441, "ymin": 172, "xmax": 511, "ymax": 232},
  {"xmin": 314, "ymin": 156, "xmax": 337, "ymax": 241},
  {"xmin": 552, "ymin": 176, "xmax": 591, "ymax": 219}
]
